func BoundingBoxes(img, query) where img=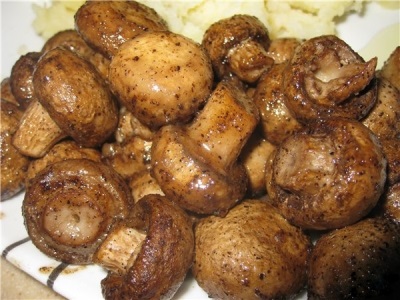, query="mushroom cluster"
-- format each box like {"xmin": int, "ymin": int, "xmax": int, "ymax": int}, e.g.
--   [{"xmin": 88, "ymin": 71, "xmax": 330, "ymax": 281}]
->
[{"xmin": 1, "ymin": 1, "xmax": 399, "ymax": 299}]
